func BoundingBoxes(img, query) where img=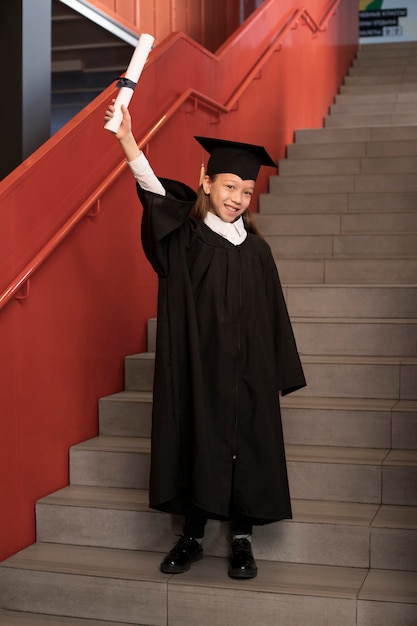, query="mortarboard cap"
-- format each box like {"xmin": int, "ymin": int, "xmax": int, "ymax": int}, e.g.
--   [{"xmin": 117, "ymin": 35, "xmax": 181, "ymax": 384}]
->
[{"xmin": 194, "ymin": 136, "xmax": 276, "ymax": 181}]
